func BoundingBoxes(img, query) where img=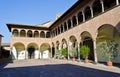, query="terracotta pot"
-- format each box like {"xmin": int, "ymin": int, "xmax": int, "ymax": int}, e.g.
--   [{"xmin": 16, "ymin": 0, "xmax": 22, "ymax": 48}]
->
[
  {"xmin": 84, "ymin": 59, "xmax": 89, "ymax": 63},
  {"xmin": 107, "ymin": 61, "xmax": 113, "ymax": 66},
  {"xmin": 63, "ymin": 57, "xmax": 67, "ymax": 60},
  {"xmin": 72, "ymin": 57, "xmax": 76, "ymax": 61}
]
